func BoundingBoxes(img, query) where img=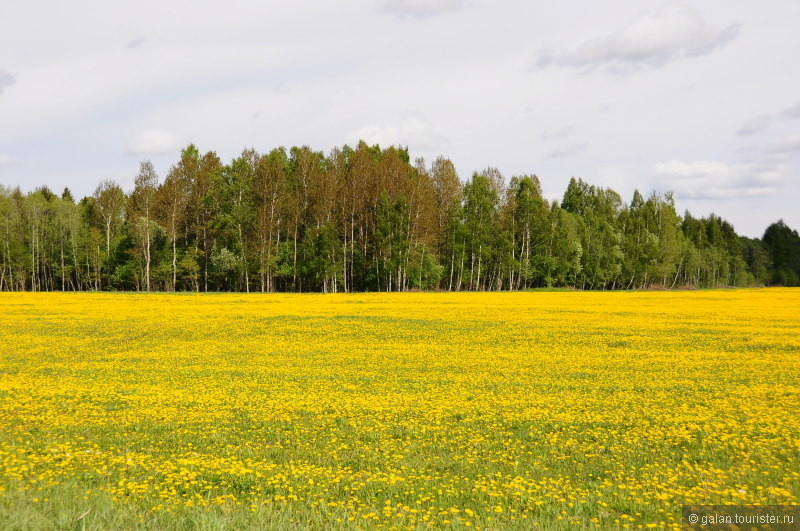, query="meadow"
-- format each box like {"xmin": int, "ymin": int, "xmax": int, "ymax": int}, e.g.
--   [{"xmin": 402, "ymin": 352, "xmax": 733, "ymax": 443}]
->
[{"xmin": 0, "ymin": 290, "xmax": 798, "ymax": 529}]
